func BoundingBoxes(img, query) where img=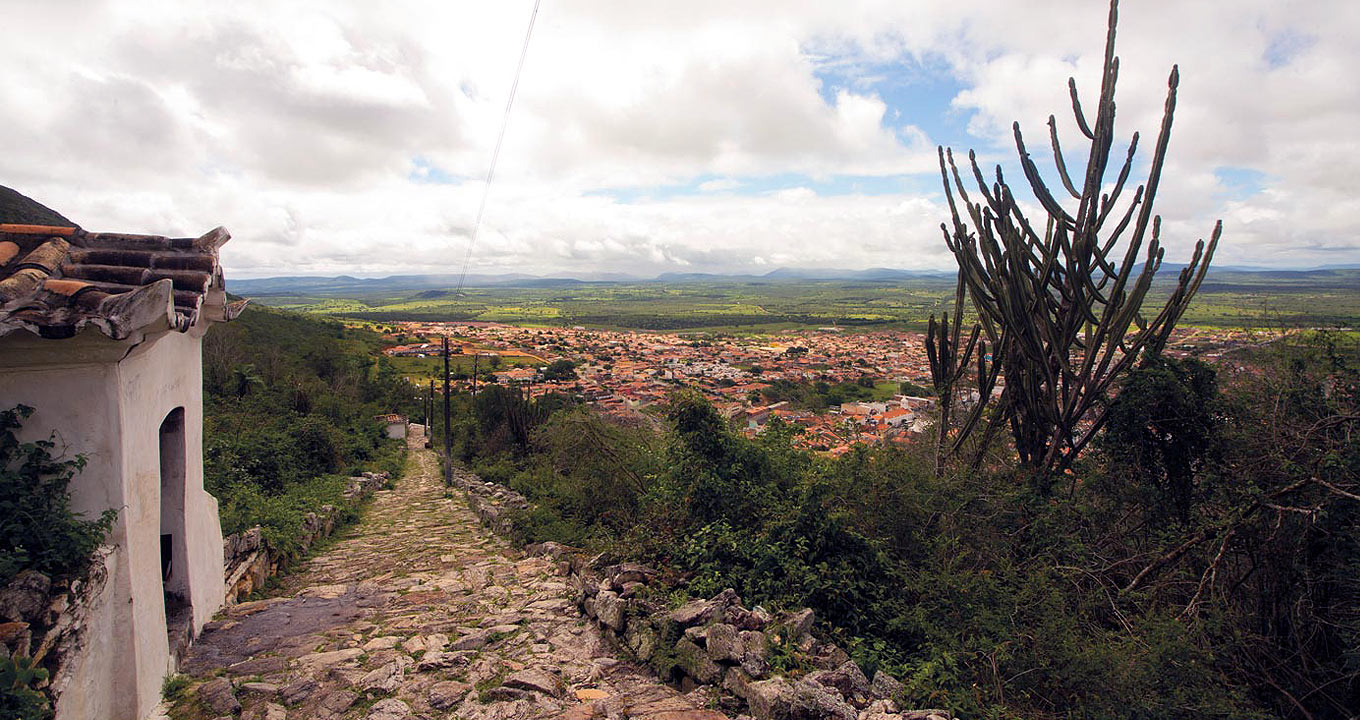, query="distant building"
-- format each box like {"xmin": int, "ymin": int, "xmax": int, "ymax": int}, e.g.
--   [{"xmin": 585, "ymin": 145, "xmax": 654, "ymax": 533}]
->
[{"xmin": 0, "ymin": 186, "xmax": 243, "ymax": 720}]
